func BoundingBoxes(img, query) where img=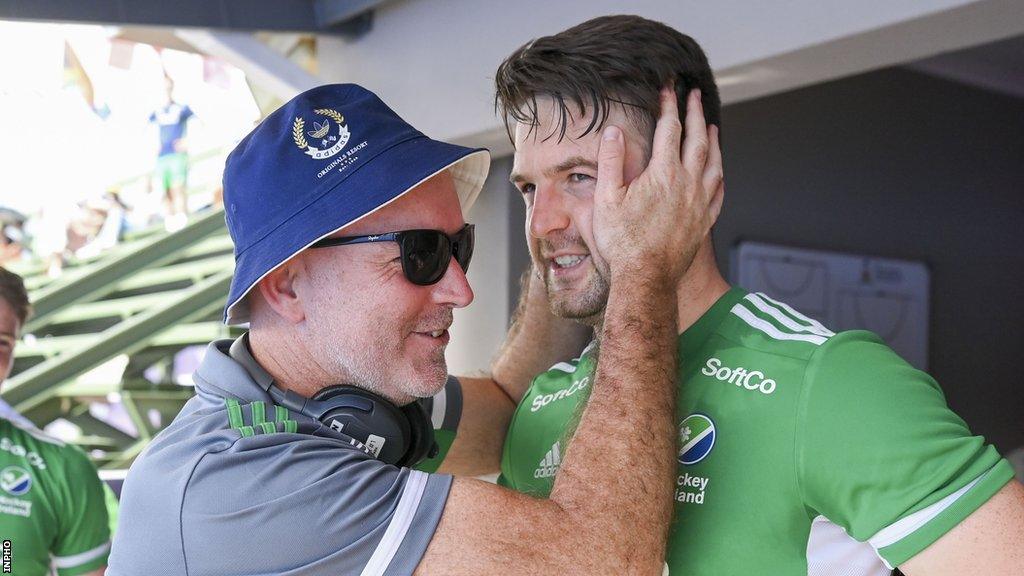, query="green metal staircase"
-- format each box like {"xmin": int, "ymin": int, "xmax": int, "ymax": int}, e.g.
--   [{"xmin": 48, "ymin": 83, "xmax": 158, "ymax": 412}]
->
[{"xmin": 2, "ymin": 209, "xmax": 241, "ymax": 469}]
